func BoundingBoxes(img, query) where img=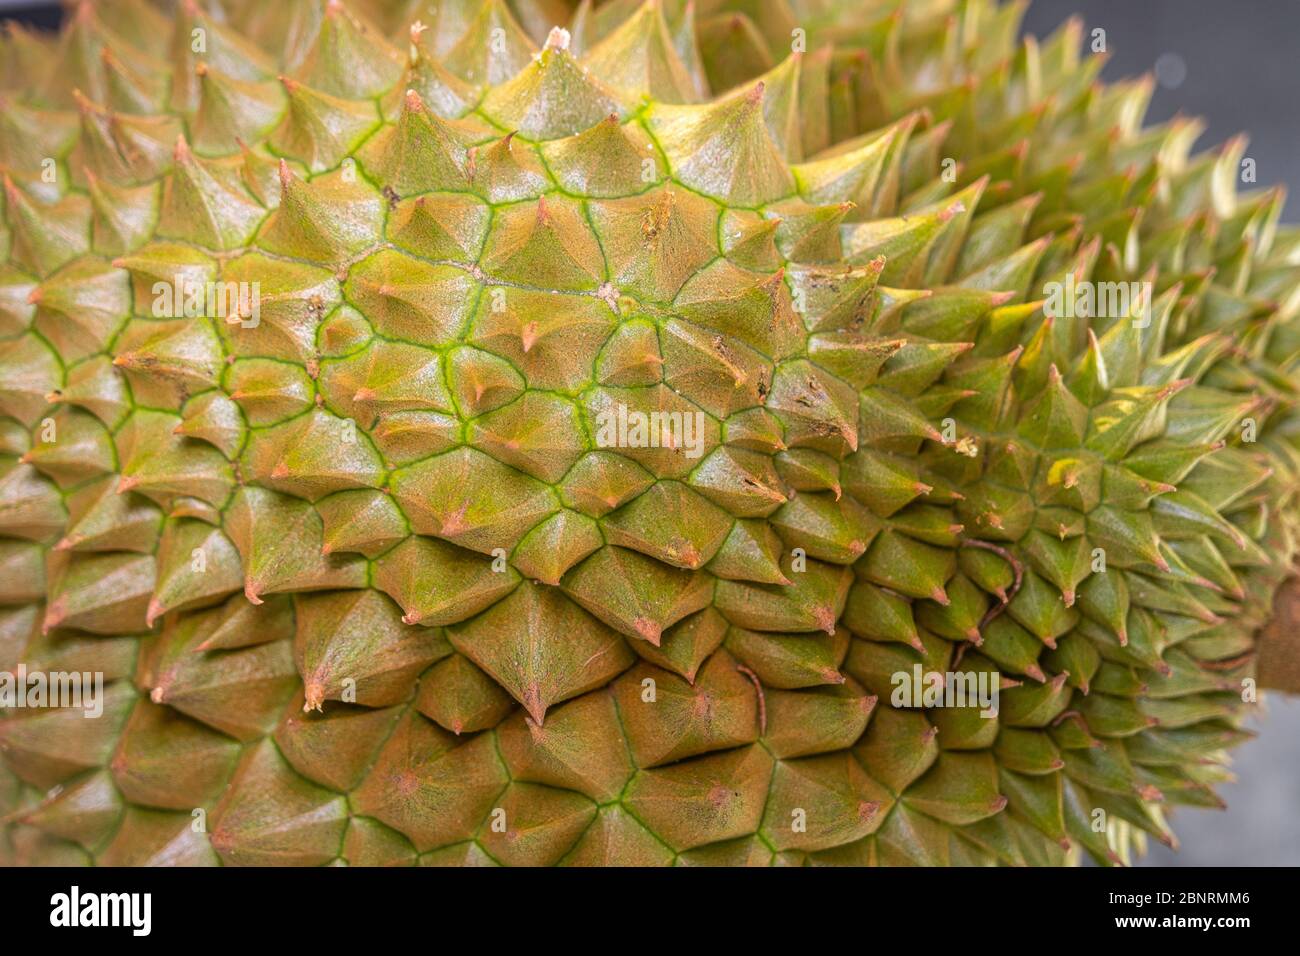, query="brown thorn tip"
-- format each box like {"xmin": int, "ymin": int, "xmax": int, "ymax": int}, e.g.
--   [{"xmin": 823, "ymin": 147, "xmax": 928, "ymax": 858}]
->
[
  {"xmin": 41, "ymin": 606, "xmax": 63, "ymax": 635},
  {"xmin": 633, "ymin": 616, "xmax": 662, "ymax": 645},
  {"xmin": 545, "ymin": 26, "xmax": 571, "ymax": 51}
]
